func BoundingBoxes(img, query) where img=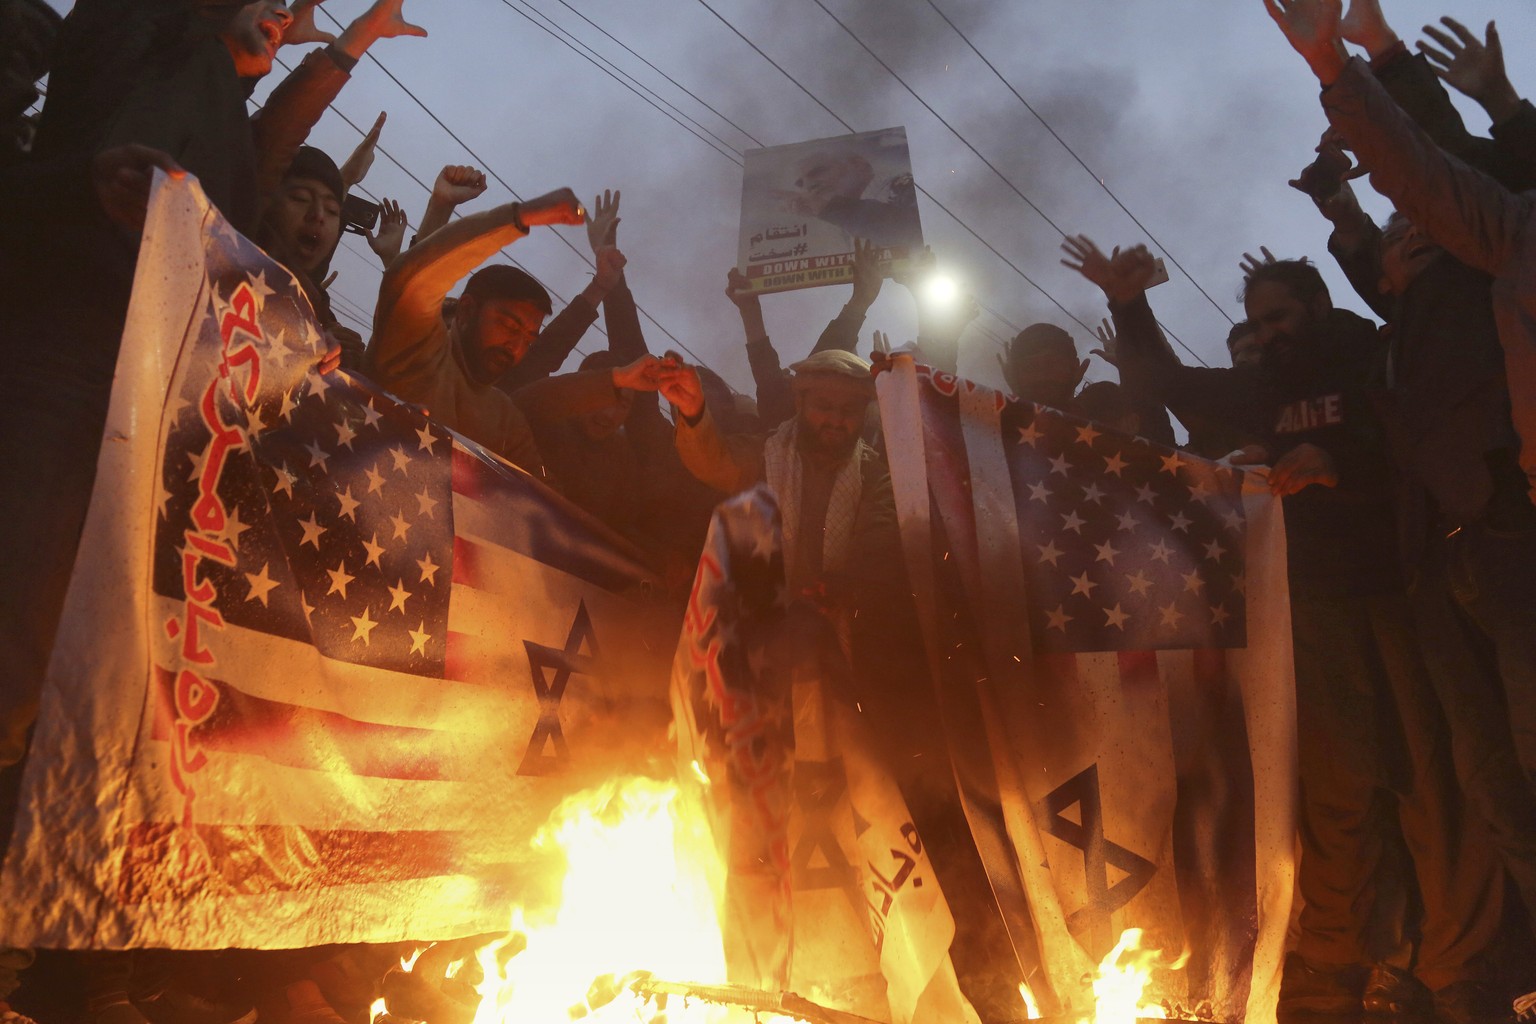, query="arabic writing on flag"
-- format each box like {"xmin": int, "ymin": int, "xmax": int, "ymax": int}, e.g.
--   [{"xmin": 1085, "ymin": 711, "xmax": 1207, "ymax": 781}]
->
[
  {"xmin": 0, "ymin": 172, "xmax": 673, "ymax": 950},
  {"xmin": 876, "ymin": 358, "xmax": 1297, "ymax": 1024}
]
